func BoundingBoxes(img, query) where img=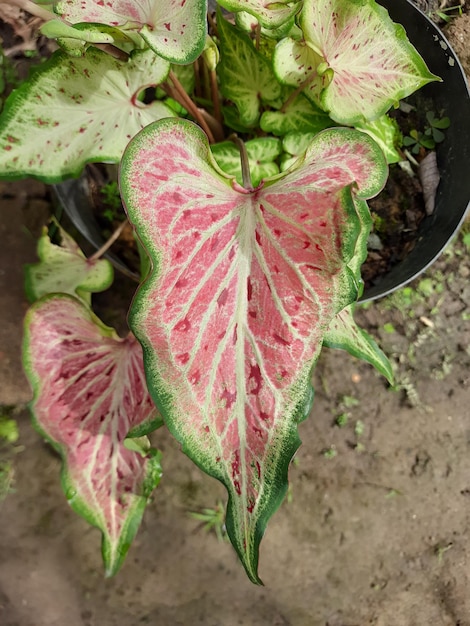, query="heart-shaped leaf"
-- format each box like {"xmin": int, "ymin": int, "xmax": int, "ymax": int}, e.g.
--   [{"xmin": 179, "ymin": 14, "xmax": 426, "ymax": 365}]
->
[
  {"xmin": 0, "ymin": 48, "xmax": 173, "ymax": 182},
  {"xmin": 120, "ymin": 118, "xmax": 387, "ymax": 582},
  {"xmin": 23, "ymin": 295, "xmax": 163, "ymax": 576},
  {"xmin": 277, "ymin": 0, "xmax": 439, "ymax": 124},
  {"xmin": 217, "ymin": 0, "xmax": 301, "ymax": 29},
  {"xmin": 324, "ymin": 305, "xmax": 393, "ymax": 383},
  {"xmin": 24, "ymin": 224, "xmax": 114, "ymax": 304},
  {"xmin": 54, "ymin": 0, "xmax": 208, "ymax": 63},
  {"xmin": 211, "ymin": 137, "xmax": 282, "ymax": 187},
  {"xmin": 217, "ymin": 12, "xmax": 282, "ymax": 127}
]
